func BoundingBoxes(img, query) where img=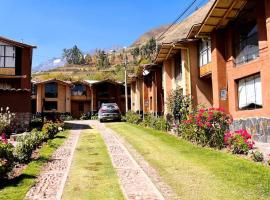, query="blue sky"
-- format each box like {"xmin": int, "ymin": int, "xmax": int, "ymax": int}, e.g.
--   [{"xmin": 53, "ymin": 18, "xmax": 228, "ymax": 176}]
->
[{"xmin": 0, "ymin": 0, "xmax": 208, "ymax": 67}]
